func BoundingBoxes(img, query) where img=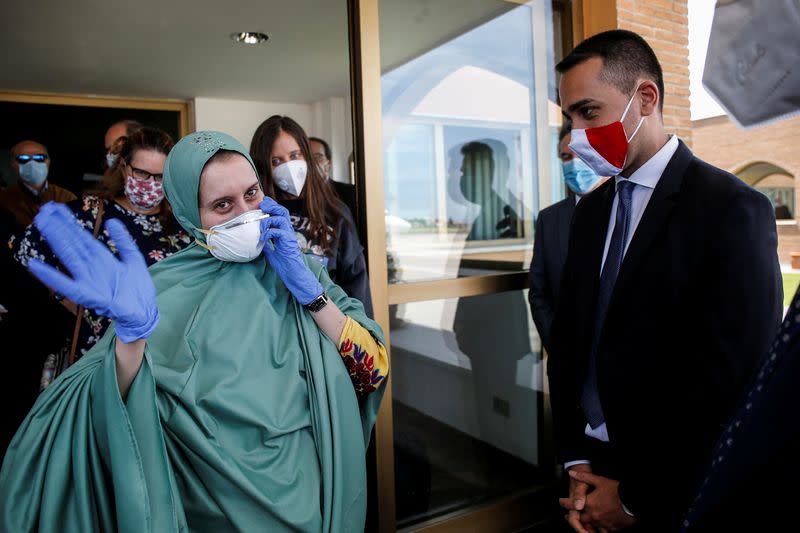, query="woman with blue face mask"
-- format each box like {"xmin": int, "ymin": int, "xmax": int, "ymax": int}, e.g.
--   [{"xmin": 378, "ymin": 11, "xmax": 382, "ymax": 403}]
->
[
  {"xmin": 0, "ymin": 131, "xmax": 388, "ymax": 533},
  {"xmin": 250, "ymin": 116, "xmax": 374, "ymax": 318}
]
